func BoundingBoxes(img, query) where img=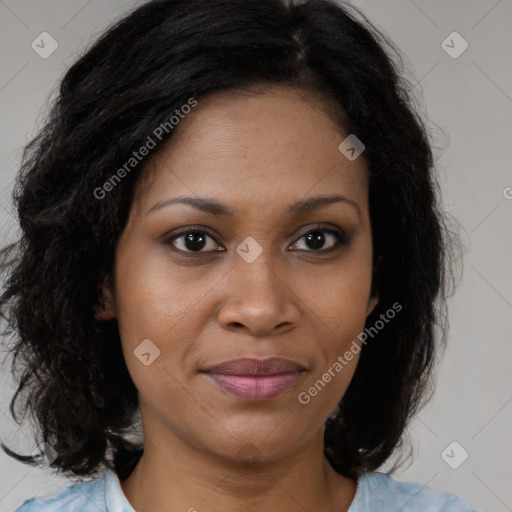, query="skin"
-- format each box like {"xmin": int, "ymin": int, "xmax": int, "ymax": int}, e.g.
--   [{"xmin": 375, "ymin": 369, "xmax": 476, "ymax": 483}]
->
[{"xmin": 95, "ymin": 84, "xmax": 378, "ymax": 512}]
